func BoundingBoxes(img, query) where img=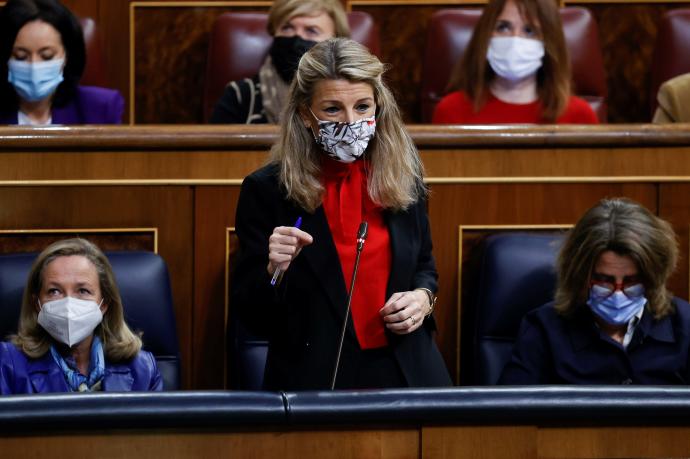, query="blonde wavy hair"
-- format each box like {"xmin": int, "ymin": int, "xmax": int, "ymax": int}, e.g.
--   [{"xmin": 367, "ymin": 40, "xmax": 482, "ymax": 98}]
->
[
  {"xmin": 271, "ymin": 37, "xmax": 426, "ymax": 212},
  {"xmin": 12, "ymin": 238, "xmax": 142, "ymax": 361},
  {"xmin": 267, "ymin": 0, "xmax": 350, "ymax": 38},
  {"xmin": 554, "ymin": 198, "xmax": 679, "ymax": 320}
]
